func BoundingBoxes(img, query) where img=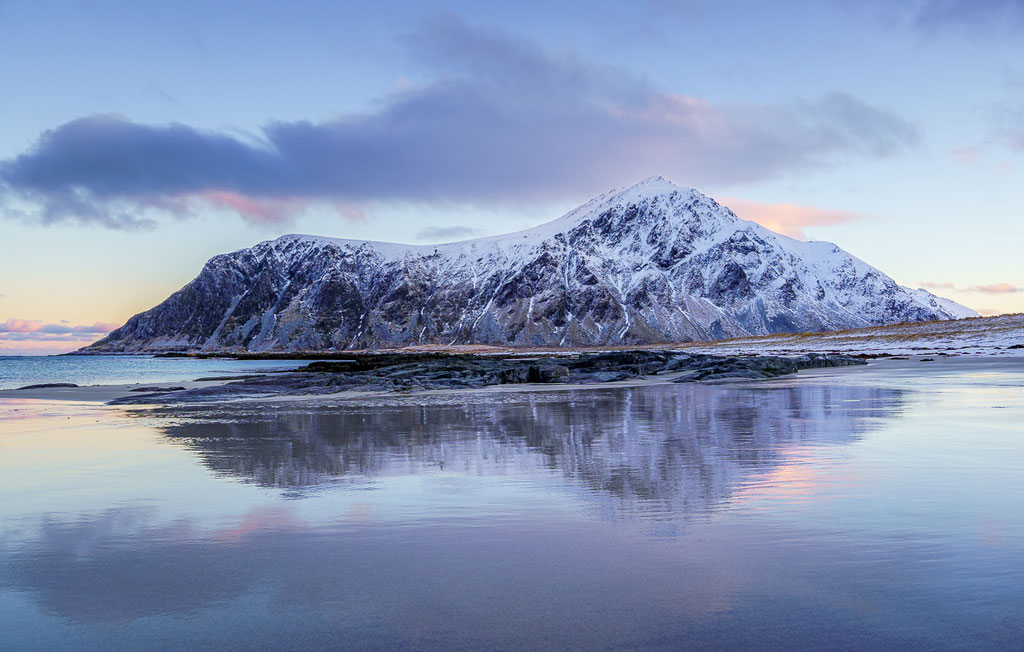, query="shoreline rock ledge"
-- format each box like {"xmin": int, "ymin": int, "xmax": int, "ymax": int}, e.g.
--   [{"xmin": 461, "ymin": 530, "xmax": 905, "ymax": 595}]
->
[{"xmin": 111, "ymin": 351, "xmax": 866, "ymax": 405}]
